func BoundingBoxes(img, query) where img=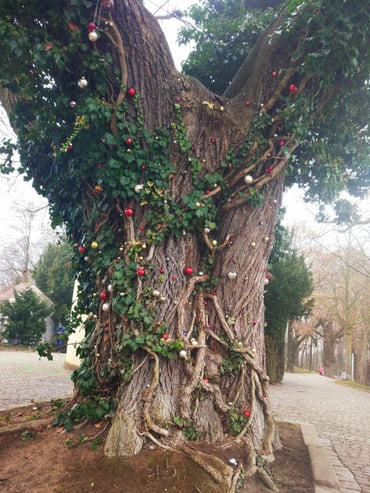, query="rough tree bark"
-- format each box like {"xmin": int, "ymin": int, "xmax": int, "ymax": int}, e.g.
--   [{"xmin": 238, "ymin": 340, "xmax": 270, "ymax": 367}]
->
[{"xmin": 98, "ymin": 0, "xmax": 291, "ymax": 466}]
